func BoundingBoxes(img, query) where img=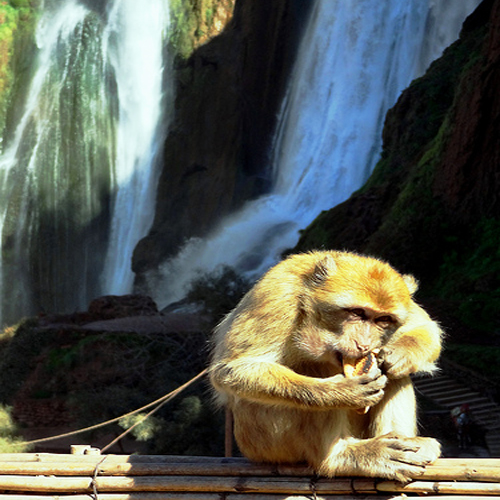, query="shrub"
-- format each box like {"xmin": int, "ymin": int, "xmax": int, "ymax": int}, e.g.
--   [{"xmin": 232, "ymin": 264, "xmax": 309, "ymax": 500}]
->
[{"xmin": 186, "ymin": 265, "xmax": 251, "ymax": 324}]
